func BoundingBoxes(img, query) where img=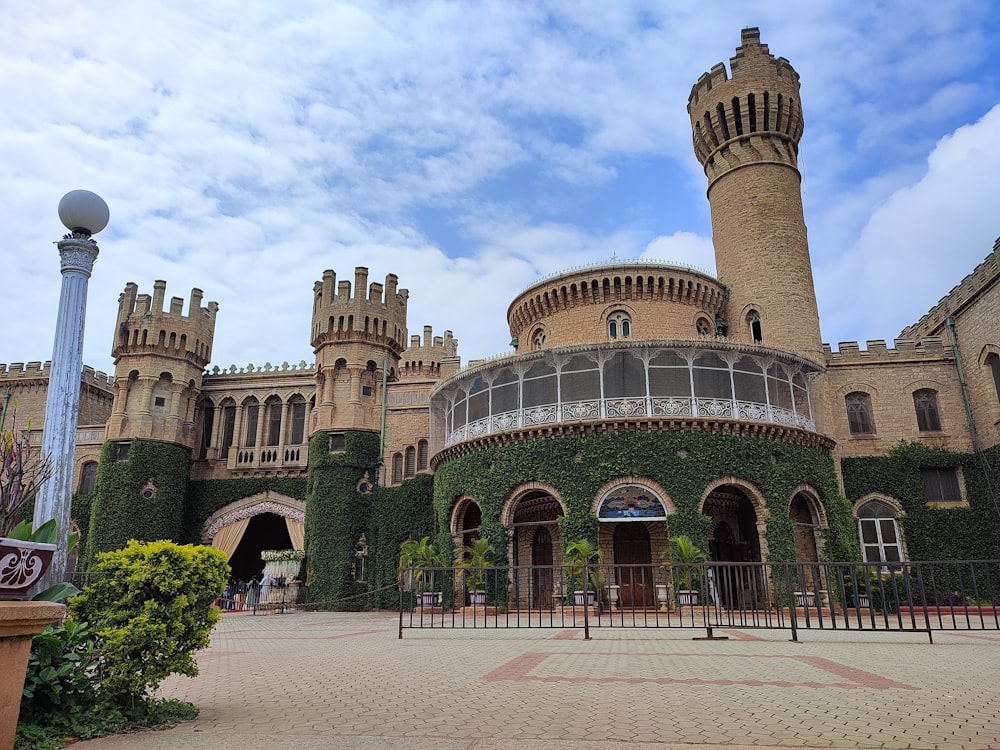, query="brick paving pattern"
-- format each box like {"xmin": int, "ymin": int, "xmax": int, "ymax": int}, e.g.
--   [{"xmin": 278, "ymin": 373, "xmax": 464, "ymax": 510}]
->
[{"xmin": 74, "ymin": 610, "xmax": 1000, "ymax": 749}]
